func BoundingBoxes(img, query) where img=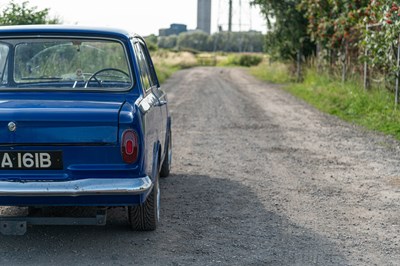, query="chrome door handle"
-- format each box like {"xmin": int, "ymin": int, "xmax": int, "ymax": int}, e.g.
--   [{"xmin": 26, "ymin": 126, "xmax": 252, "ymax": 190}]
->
[{"xmin": 155, "ymin": 100, "xmax": 167, "ymax": 107}]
